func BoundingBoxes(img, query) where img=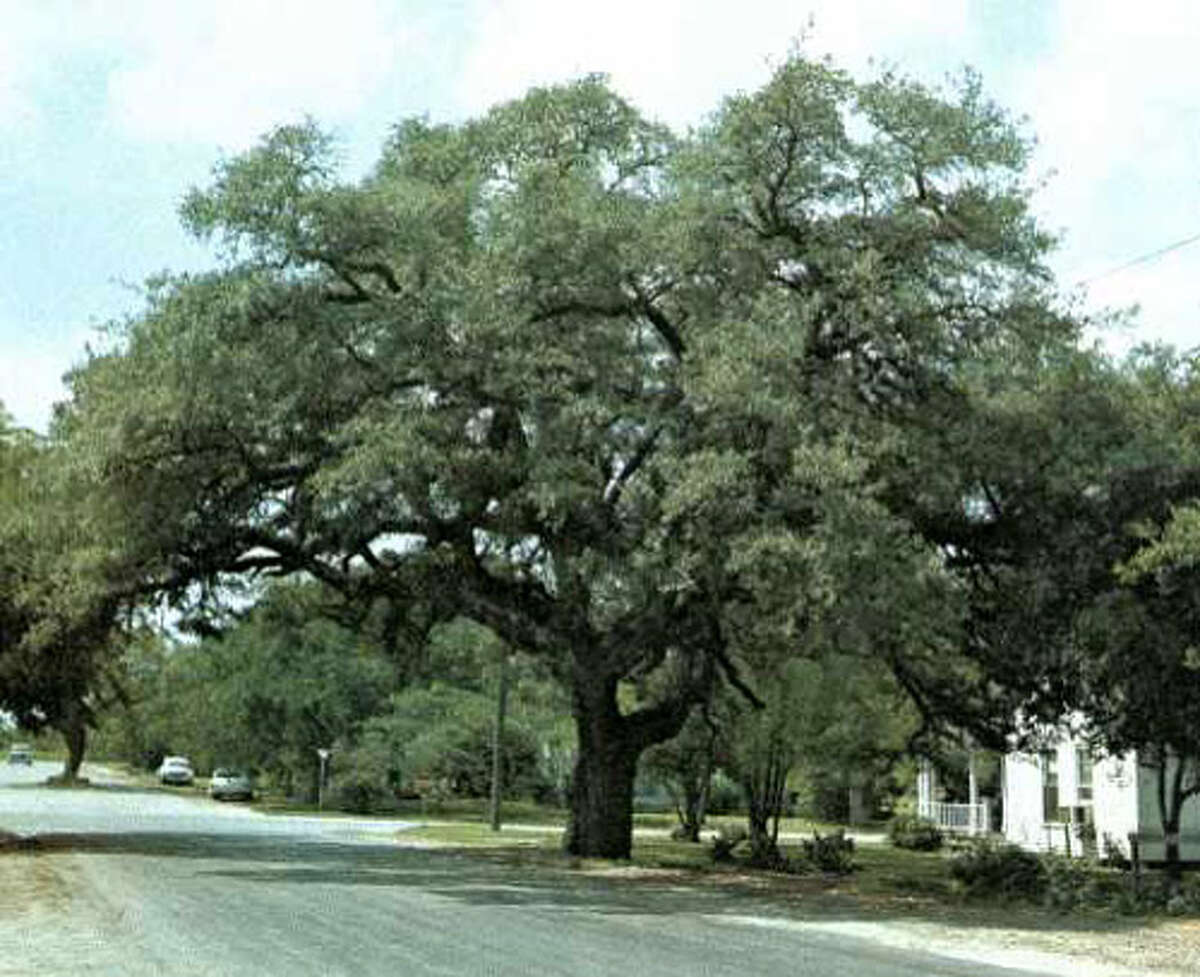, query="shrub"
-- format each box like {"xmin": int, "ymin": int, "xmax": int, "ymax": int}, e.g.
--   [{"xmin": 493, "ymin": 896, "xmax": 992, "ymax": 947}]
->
[
  {"xmin": 1162, "ymin": 876, "xmax": 1200, "ymax": 916},
  {"xmin": 950, "ymin": 838, "xmax": 1045, "ymax": 901},
  {"xmin": 1041, "ymin": 853, "xmax": 1094, "ymax": 911},
  {"xmin": 710, "ymin": 824, "xmax": 748, "ymax": 862},
  {"xmin": 1099, "ymin": 832, "xmax": 1130, "ymax": 870},
  {"xmin": 802, "ymin": 829, "xmax": 856, "ymax": 874},
  {"xmin": 954, "ymin": 844, "xmax": 1200, "ymax": 916},
  {"xmin": 331, "ymin": 774, "xmax": 393, "ymax": 814},
  {"xmin": 1041, "ymin": 856, "xmax": 1200, "ymax": 916},
  {"xmin": 888, "ymin": 814, "xmax": 944, "ymax": 851},
  {"xmin": 706, "ymin": 771, "xmax": 744, "ymax": 815}
]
